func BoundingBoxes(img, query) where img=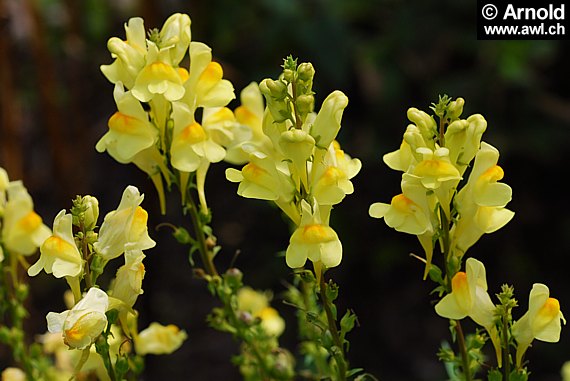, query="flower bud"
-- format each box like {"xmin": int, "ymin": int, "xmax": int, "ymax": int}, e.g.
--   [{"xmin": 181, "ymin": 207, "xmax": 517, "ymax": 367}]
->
[
  {"xmin": 282, "ymin": 69, "xmax": 295, "ymax": 82},
  {"xmin": 296, "ymin": 94, "xmax": 314, "ymax": 115},
  {"xmin": 297, "ymin": 62, "xmax": 315, "ymax": 82},
  {"xmin": 260, "ymin": 79, "xmax": 287, "ymax": 100},
  {"xmin": 82, "ymin": 196, "xmax": 99, "ymax": 230},
  {"xmin": 279, "ymin": 129, "xmax": 315, "ymax": 165},
  {"xmin": 407, "ymin": 107, "xmax": 437, "ymax": 143},
  {"xmin": 447, "ymin": 97, "xmax": 465, "ymax": 121}
]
